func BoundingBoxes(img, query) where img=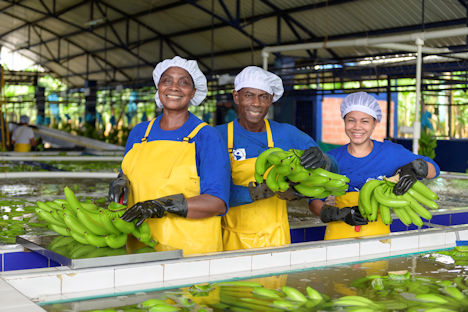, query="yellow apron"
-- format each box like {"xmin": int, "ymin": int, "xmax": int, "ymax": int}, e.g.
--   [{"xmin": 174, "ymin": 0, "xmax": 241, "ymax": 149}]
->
[
  {"xmin": 324, "ymin": 191, "xmax": 390, "ymax": 240},
  {"xmin": 13, "ymin": 127, "xmax": 31, "ymax": 152},
  {"xmin": 14, "ymin": 143, "xmax": 31, "ymax": 152},
  {"xmin": 222, "ymin": 120, "xmax": 290, "ymax": 251},
  {"xmin": 122, "ymin": 118, "xmax": 223, "ymax": 255}
]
